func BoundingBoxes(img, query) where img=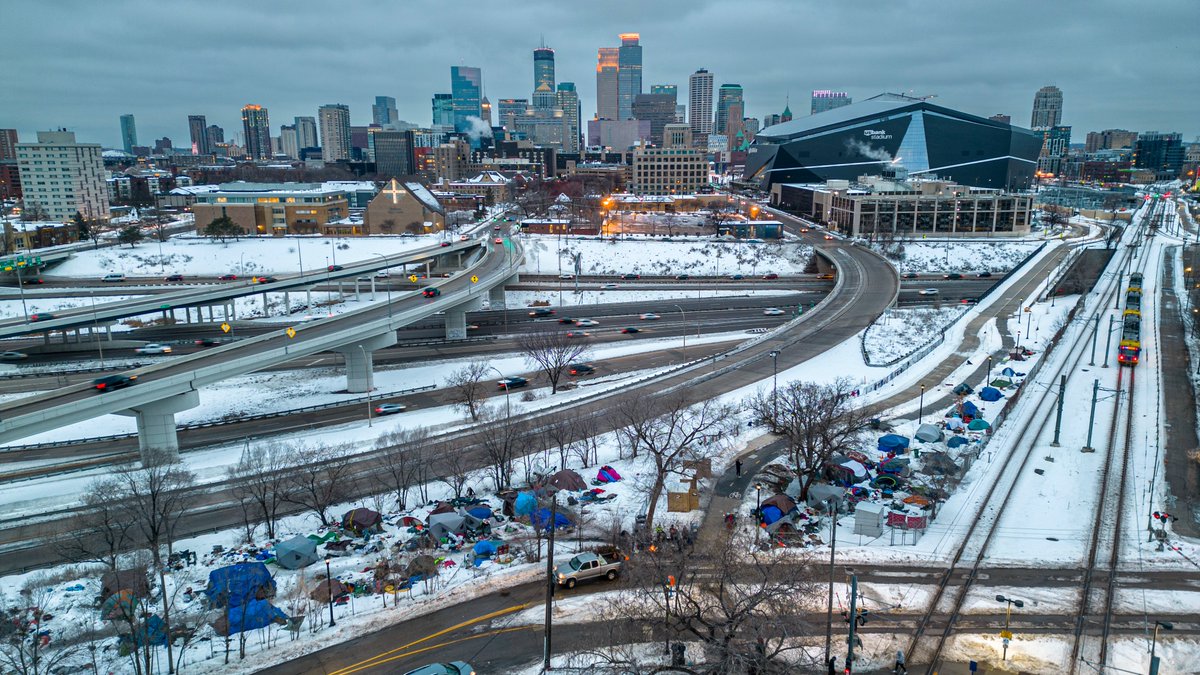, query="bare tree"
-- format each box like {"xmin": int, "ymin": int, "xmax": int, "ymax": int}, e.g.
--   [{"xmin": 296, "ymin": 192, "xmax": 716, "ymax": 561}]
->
[
  {"xmin": 54, "ymin": 476, "xmax": 134, "ymax": 571},
  {"xmin": 749, "ymin": 378, "xmax": 870, "ymax": 500},
  {"xmin": 477, "ymin": 409, "xmax": 529, "ymax": 491},
  {"xmin": 518, "ymin": 328, "xmax": 589, "ymax": 394},
  {"xmin": 227, "ymin": 441, "xmax": 296, "ymax": 540},
  {"xmin": 0, "ymin": 576, "xmax": 84, "ymax": 675},
  {"xmin": 284, "ymin": 442, "xmax": 357, "ymax": 526},
  {"xmin": 435, "ymin": 443, "xmax": 473, "ymax": 500},
  {"xmin": 614, "ymin": 393, "xmax": 738, "ymax": 531},
  {"xmin": 374, "ymin": 427, "xmax": 431, "ymax": 510},
  {"xmin": 540, "ymin": 413, "xmax": 578, "ymax": 469},
  {"xmin": 446, "ymin": 361, "xmax": 491, "ymax": 421}
]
